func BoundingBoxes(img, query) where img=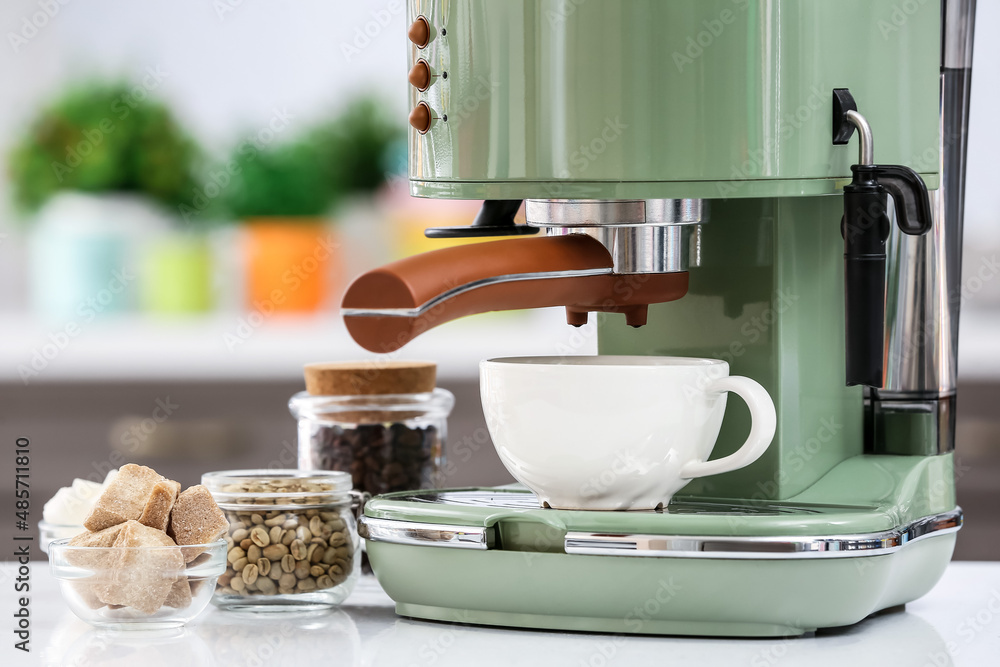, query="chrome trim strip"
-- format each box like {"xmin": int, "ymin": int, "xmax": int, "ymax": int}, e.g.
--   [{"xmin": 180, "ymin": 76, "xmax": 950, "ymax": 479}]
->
[
  {"xmin": 341, "ymin": 267, "xmax": 611, "ymax": 318},
  {"xmin": 563, "ymin": 509, "xmax": 962, "ymax": 560},
  {"xmin": 525, "ymin": 199, "xmax": 707, "ymax": 228},
  {"xmin": 359, "ymin": 516, "xmax": 494, "ymax": 550}
]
